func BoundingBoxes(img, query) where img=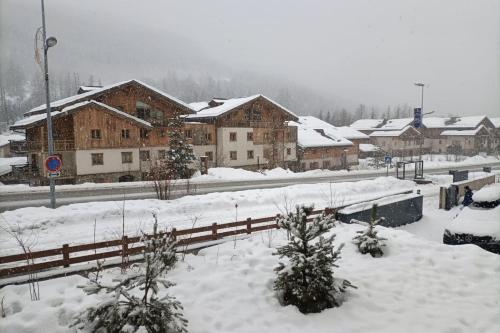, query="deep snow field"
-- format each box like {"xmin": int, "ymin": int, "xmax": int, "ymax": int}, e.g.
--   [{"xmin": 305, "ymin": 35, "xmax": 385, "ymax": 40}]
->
[{"xmin": 1, "ymin": 174, "xmax": 499, "ymax": 333}]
